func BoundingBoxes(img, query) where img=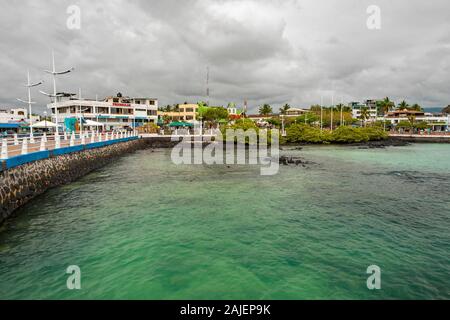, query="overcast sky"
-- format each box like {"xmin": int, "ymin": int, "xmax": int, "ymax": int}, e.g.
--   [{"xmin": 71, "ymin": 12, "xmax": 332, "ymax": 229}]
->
[{"xmin": 0, "ymin": 0, "xmax": 449, "ymax": 114}]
